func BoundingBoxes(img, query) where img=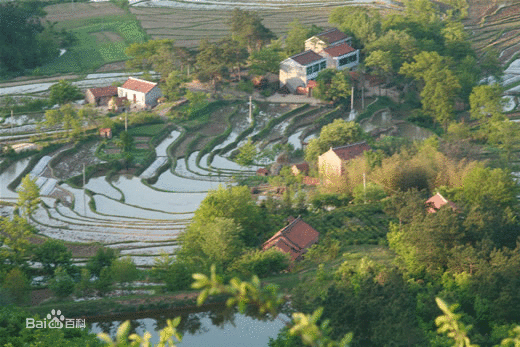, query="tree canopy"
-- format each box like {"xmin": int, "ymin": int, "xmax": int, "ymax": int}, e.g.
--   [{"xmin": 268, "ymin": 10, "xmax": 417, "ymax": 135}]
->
[
  {"xmin": 227, "ymin": 9, "xmax": 275, "ymax": 52},
  {"xmin": 305, "ymin": 119, "xmax": 365, "ymax": 163}
]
